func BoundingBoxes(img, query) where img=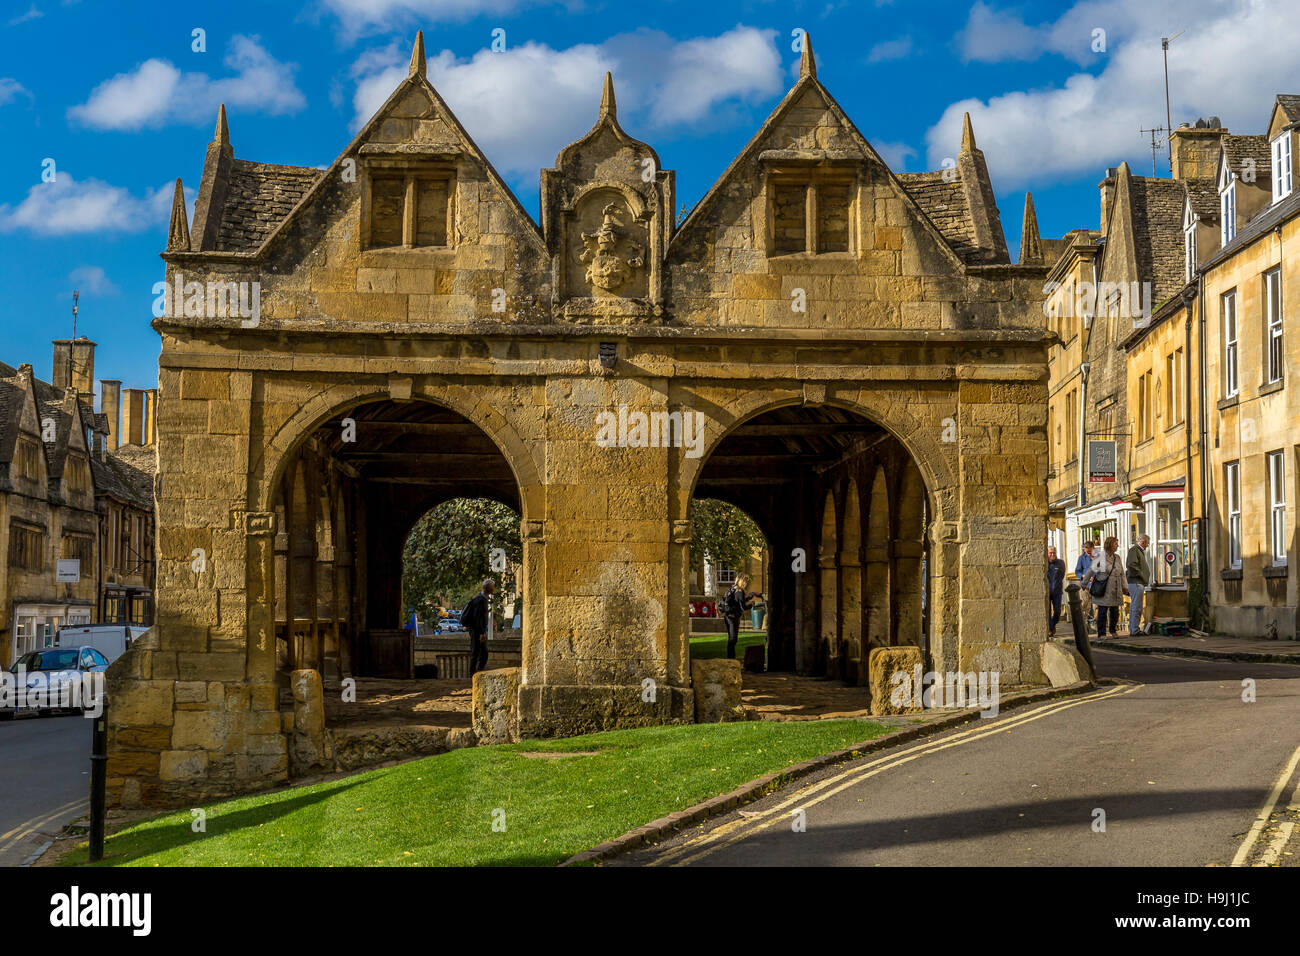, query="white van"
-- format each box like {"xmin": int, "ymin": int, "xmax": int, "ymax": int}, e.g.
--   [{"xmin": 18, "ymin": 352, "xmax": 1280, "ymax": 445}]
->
[{"xmin": 54, "ymin": 624, "xmax": 147, "ymax": 665}]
